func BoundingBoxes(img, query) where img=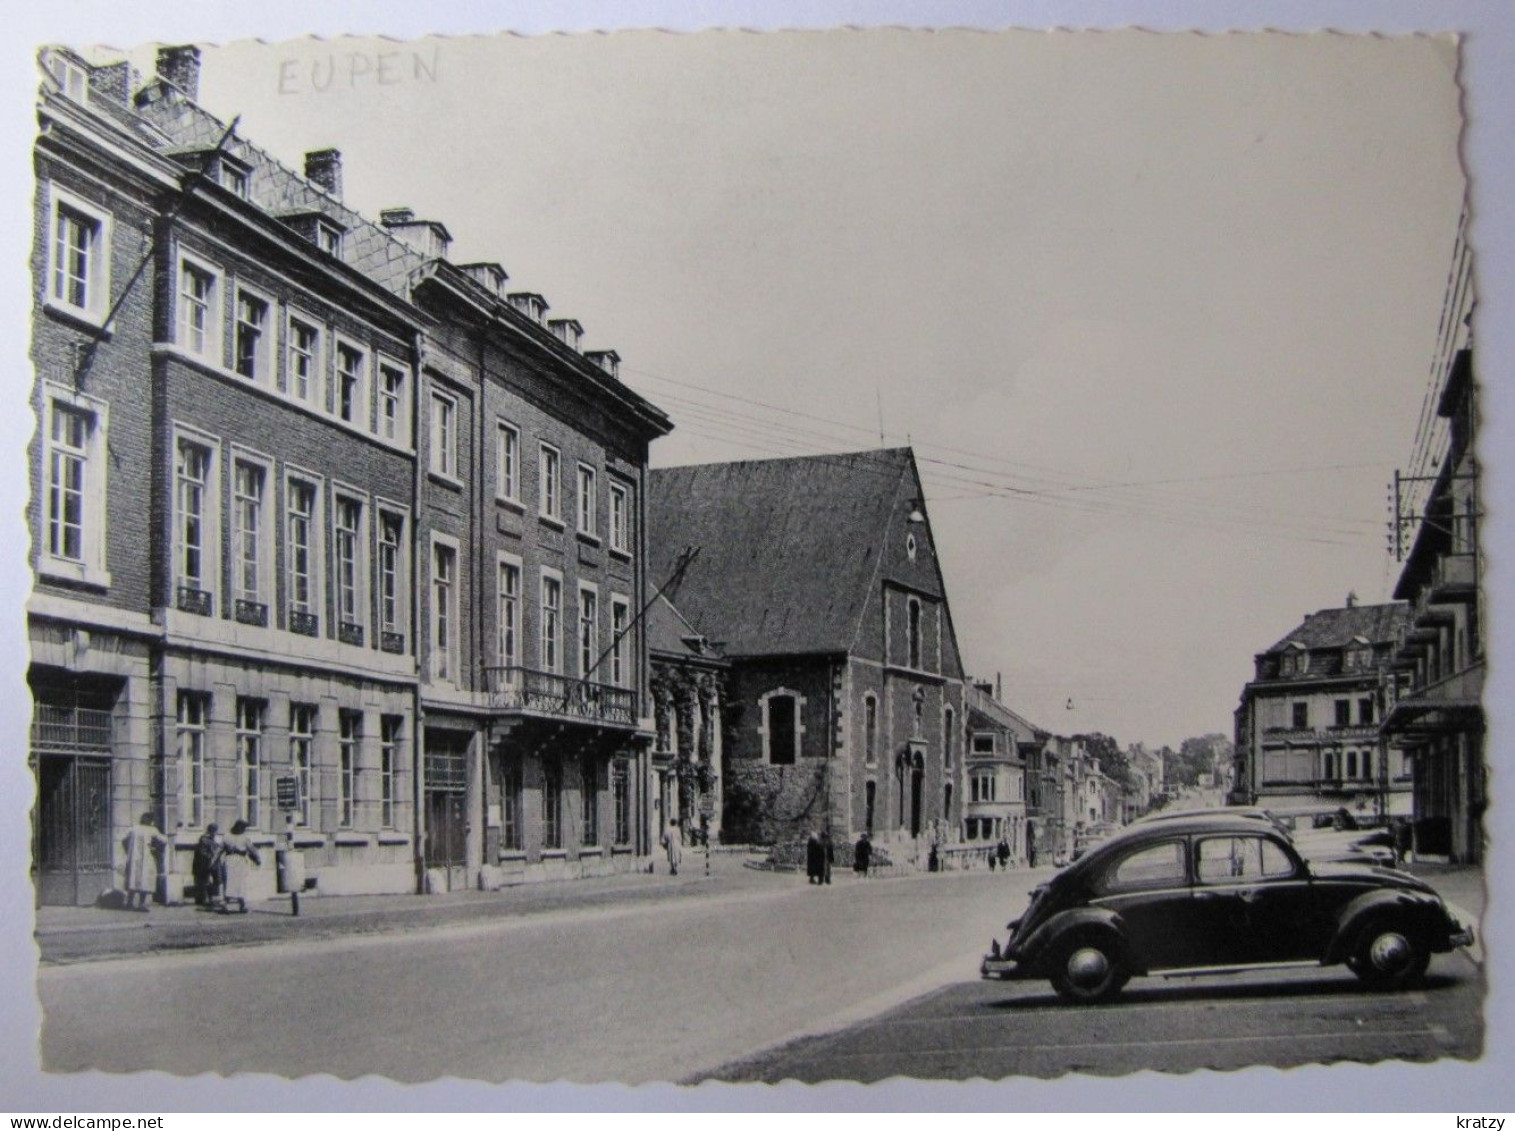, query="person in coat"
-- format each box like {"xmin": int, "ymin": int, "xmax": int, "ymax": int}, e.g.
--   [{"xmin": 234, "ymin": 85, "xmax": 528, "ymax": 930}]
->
[
  {"xmin": 997, "ymin": 838, "xmax": 1011, "ymax": 872},
  {"xmin": 662, "ymin": 818, "xmax": 683, "ymax": 876},
  {"xmin": 121, "ymin": 812, "xmax": 167, "ymax": 912},
  {"xmin": 221, "ymin": 819, "xmax": 262, "ymax": 914},
  {"xmin": 191, "ymin": 823, "xmax": 225, "ymax": 908},
  {"xmin": 853, "ymin": 833, "xmax": 872, "ymax": 877},
  {"xmin": 805, "ymin": 832, "xmax": 823, "ymax": 884}
]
